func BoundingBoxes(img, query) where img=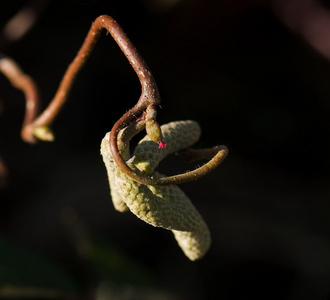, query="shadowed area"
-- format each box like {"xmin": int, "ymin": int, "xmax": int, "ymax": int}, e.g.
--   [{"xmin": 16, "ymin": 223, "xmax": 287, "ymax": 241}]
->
[{"xmin": 0, "ymin": 0, "xmax": 330, "ymax": 299}]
